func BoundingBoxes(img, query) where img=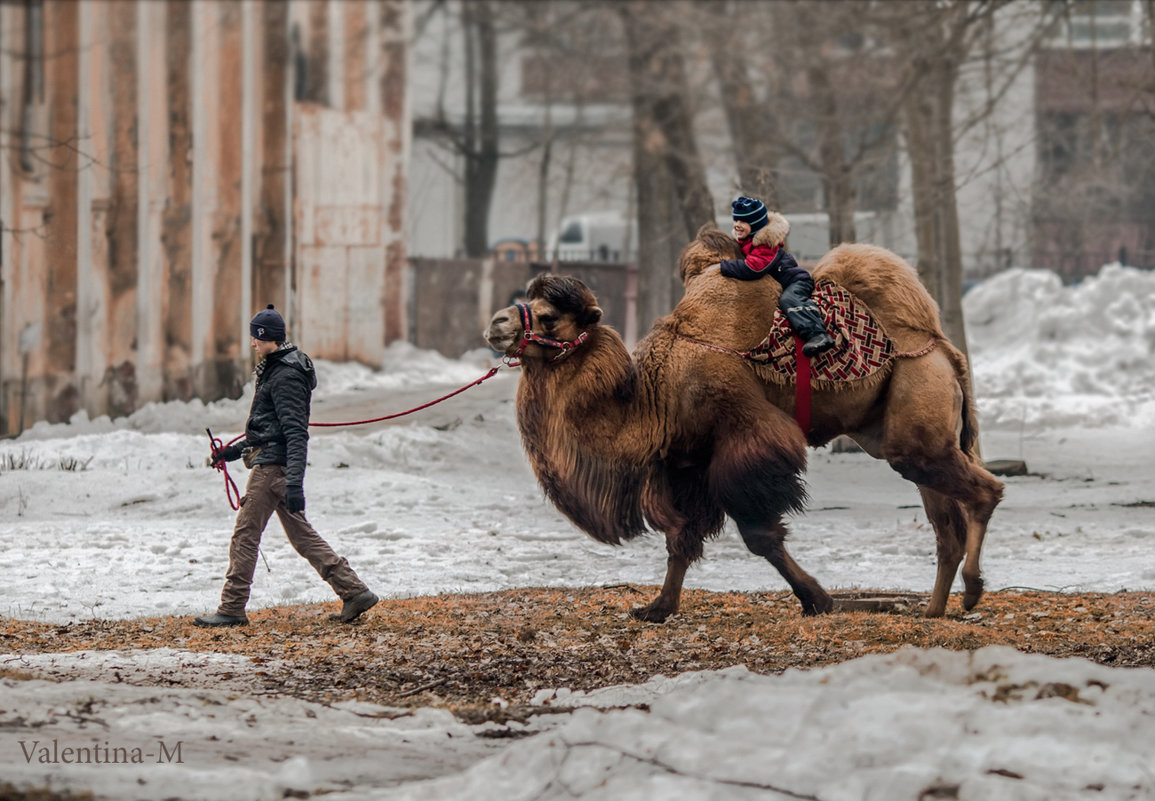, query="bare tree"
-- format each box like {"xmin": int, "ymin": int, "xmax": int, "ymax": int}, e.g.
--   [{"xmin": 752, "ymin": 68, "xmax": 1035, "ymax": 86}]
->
[
  {"xmin": 516, "ymin": 2, "xmax": 627, "ymax": 262},
  {"xmin": 777, "ymin": 1, "xmax": 902, "ymax": 246},
  {"xmin": 878, "ymin": 0, "xmax": 1012, "ymax": 351},
  {"xmin": 420, "ymin": 0, "xmax": 501, "ymax": 258},
  {"xmin": 420, "ymin": 1, "xmax": 623, "ymax": 260},
  {"xmin": 1148, "ymin": 1, "xmax": 1155, "ymax": 79},
  {"xmin": 701, "ymin": 1, "xmax": 905, "ymax": 249},
  {"xmin": 622, "ymin": 0, "xmax": 715, "ymax": 330},
  {"xmin": 701, "ymin": 0, "xmax": 779, "ymax": 208},
  {"xmin": 459, "ymin": 1, "xmax": 500, "ymax": 258}
]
